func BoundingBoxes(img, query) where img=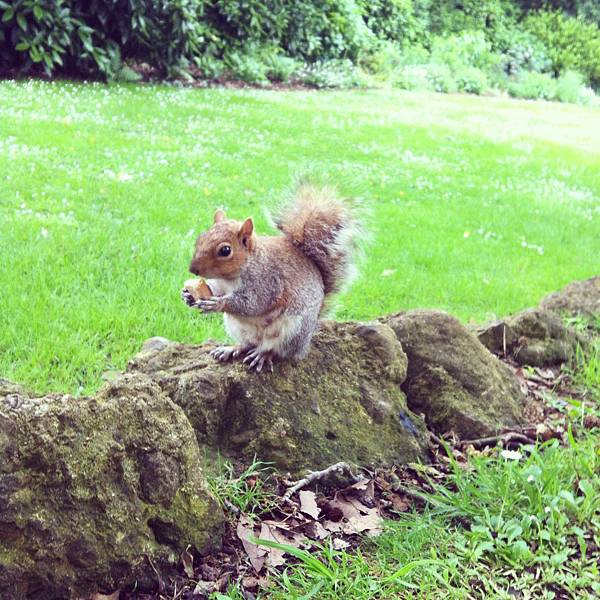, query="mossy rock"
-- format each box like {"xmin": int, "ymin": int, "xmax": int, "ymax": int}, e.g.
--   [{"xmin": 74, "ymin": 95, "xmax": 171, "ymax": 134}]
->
[
  {"xmin": 127, "ymin": 321, "xmax": 430, "ymax": 474},
  {"xmin": 478, "ymin": 308, "xmax": 589, "ymax": 367},
  {"xmin": 0, "ymin": 375, "xmax": 224, "ymax": 600},
  {"xmin": 382, "ymin": 310, "xmax": 525, "ymax": 438},
  {"xmin": 540, "ymin": 276, "xmax": 600, "ymax": 319}
]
